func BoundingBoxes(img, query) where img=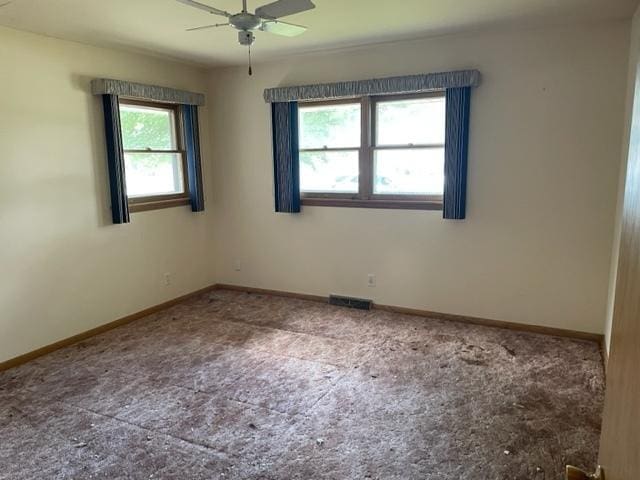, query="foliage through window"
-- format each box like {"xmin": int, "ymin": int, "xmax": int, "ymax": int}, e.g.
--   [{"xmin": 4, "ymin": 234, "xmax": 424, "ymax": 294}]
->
[
  {"xmin": 298, "ymin": 93, "xmax": 446, "ymax": 209},
  {"xmin": 299, "ymin": 103, "xmax": 360, "ymax": 193},
  {"xmin": 119, "ymin": 99, "xmax": 189, "ymax": 210}
]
